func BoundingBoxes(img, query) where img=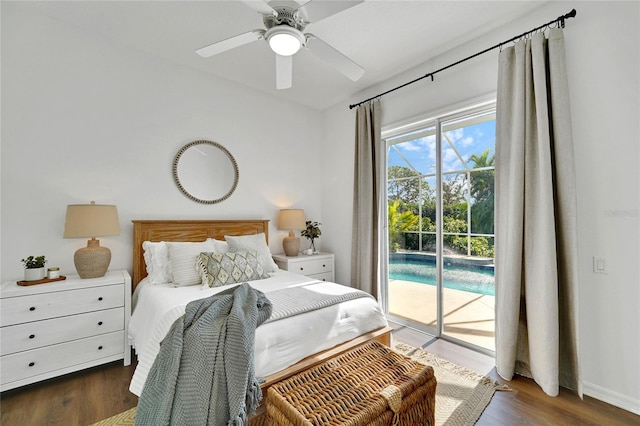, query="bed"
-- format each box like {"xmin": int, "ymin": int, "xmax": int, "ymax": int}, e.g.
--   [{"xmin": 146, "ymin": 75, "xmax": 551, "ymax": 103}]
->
[{"xmin": 127, "ymin": 219, "xmax": 392, "ymax": 400}]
